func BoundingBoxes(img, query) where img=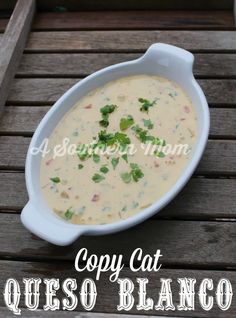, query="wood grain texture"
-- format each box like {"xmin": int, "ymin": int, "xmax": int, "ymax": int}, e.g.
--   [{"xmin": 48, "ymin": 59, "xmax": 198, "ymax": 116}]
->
[
  {"xmin": 17, "ymin": 53, "xmax": 236, "ymax": 78},
  {"xmin": 7, "ymin": 78, "xmax": 236, "ymax": 105},
  {"xmin": 0, "ymin": 0, "xmax": 234, "ymax": 11},
  {"xmin": 0, "ymin": 6, "xmax": 235, "ymax": 318},
  {"xmin": 0, "ymin": 260, "xmax": 235, "ymax": 317},
  {"xmin": 24, "ymin": 31, "xmax": 236, "ymax": 52},
  {"xmin": 0, "ymin": 136, "xmax": 235, "ymax": 175},
  {"xmin": 0, "ymin": 106, "xmax": 50, "ymax": 134},
  {"xmin": 0, "ymin": 173, "xmax": 235, "ymax": 219},
  {"xmin": 2, "ymin": 11, "xmax": 235, "ymax": 33},
  {"xmin": 1, "ymin": 107, "xmax": 235, "ymax": 138},
  {"xmin": 210, "ymin": 108, "xmax": 236, "ymax": 137},
  {"xmin": 0, "ymin": 214, "xmax": 236, "ymax": 267},
  {"xmin": 32, "ymin": 11, "xmax": 236, "ymax": 30},
  {"xmin": 0, "ymin": 0, "xmax": 35, "ymax": 114}
]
